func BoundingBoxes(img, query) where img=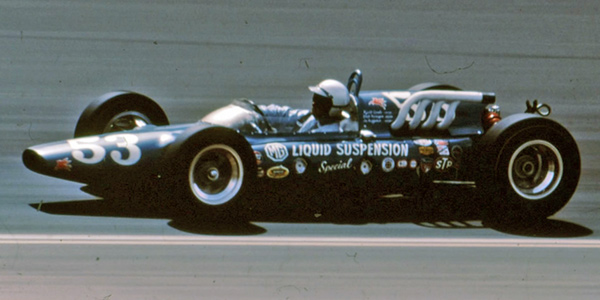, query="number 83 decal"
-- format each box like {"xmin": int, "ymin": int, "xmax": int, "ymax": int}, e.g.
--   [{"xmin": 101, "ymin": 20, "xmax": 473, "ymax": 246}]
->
[{"xmin": 67, "ymin": 134, "xmax": 141, "ymax": 166}]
